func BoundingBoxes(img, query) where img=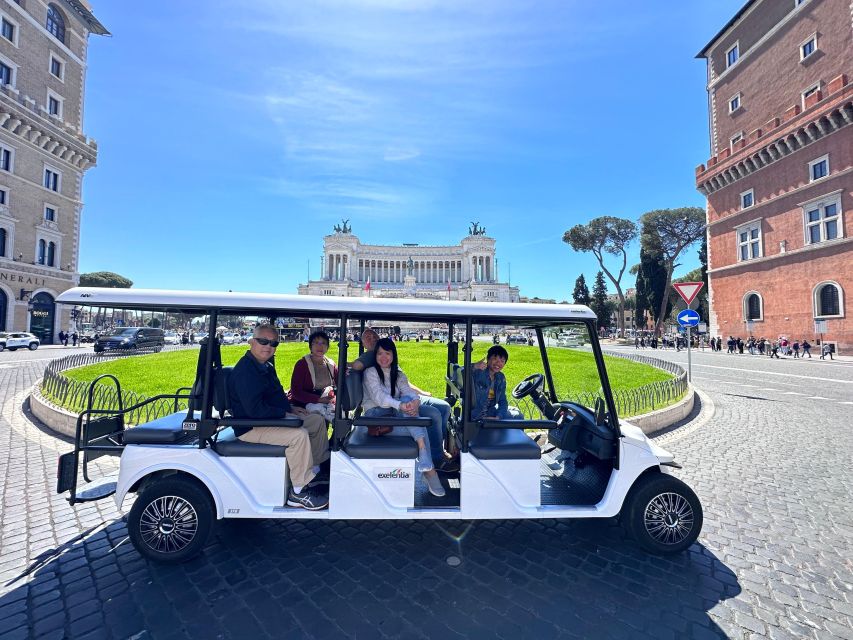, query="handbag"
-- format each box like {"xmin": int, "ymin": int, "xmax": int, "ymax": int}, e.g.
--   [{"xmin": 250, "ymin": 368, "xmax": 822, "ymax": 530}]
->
[{"xmin": 368, "ymin": 425, "xmax": 393, "ymax": 437}]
